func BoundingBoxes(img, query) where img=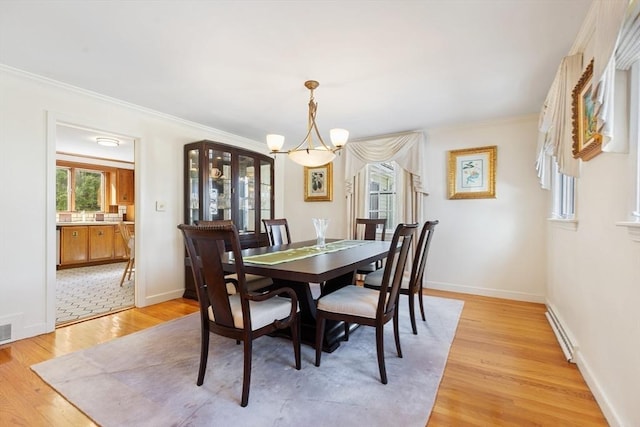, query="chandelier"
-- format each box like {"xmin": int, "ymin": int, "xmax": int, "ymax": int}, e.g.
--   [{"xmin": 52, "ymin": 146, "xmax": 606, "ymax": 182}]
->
[{"xmin": 266, "ymin": 80, "xmax": 349, "ymax": 167}]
